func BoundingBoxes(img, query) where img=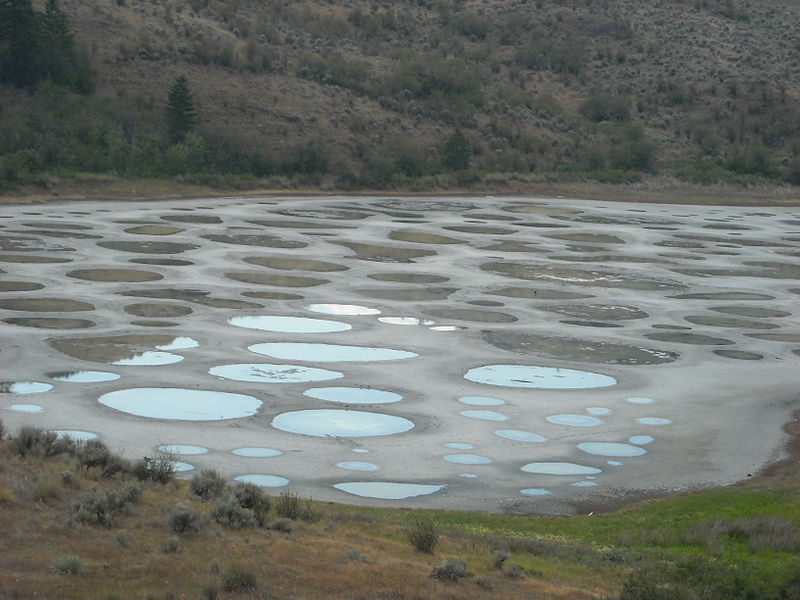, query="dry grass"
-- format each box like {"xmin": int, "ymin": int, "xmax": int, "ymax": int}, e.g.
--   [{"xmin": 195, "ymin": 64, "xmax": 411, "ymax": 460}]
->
[{"xmin": 0, "ymin": 447, "xmax": 600, "ymax": 600}]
